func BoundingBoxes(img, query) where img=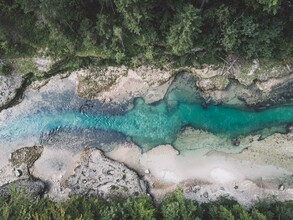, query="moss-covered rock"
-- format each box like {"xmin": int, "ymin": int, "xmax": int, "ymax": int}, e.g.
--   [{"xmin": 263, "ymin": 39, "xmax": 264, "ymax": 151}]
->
[
  {"xmin": 9, "ymin": 146, "xmax": 44, "ymax": 169},
  {"xmin": 196, "ymin": 75, "xmax": 230, "ymax": 91},
  {"xmin": 0, "ymin": 178, "xmax": 46, "ymax": 200},
  {"xmin": 76, "ymin": 66, "xmax": 128, "ymax": 99},
  {"xmin": 235, "ymin": 59, "xmax": 292, "ymax": 86}
]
